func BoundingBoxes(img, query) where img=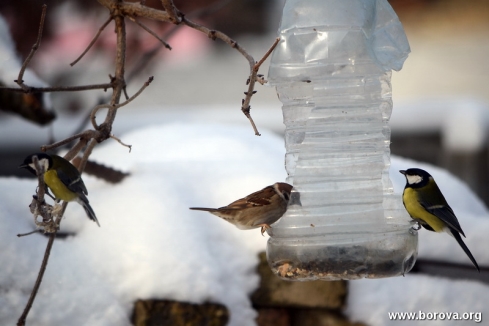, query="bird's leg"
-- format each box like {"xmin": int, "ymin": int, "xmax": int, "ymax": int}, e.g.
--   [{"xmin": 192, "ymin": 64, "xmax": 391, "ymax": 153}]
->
[
  {"xmin": 45, "ymin": 189, "xmax": 56, "ymax": 201},
  {"xmin": 35, "ymin": 185, "xmax": 56, "ymax": 201},
  {"xmin": 259, "ymin": 224, "xmax": 271, "ymax": 236}
]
